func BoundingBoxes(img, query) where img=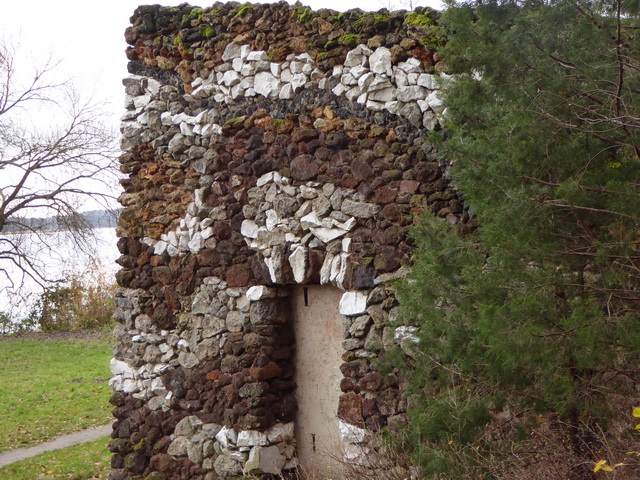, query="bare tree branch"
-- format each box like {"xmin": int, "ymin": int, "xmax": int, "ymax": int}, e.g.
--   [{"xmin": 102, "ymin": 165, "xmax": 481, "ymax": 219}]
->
[{"xmin": 0, "ymin": 42, "xmax": 119, "ymax": 298}]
